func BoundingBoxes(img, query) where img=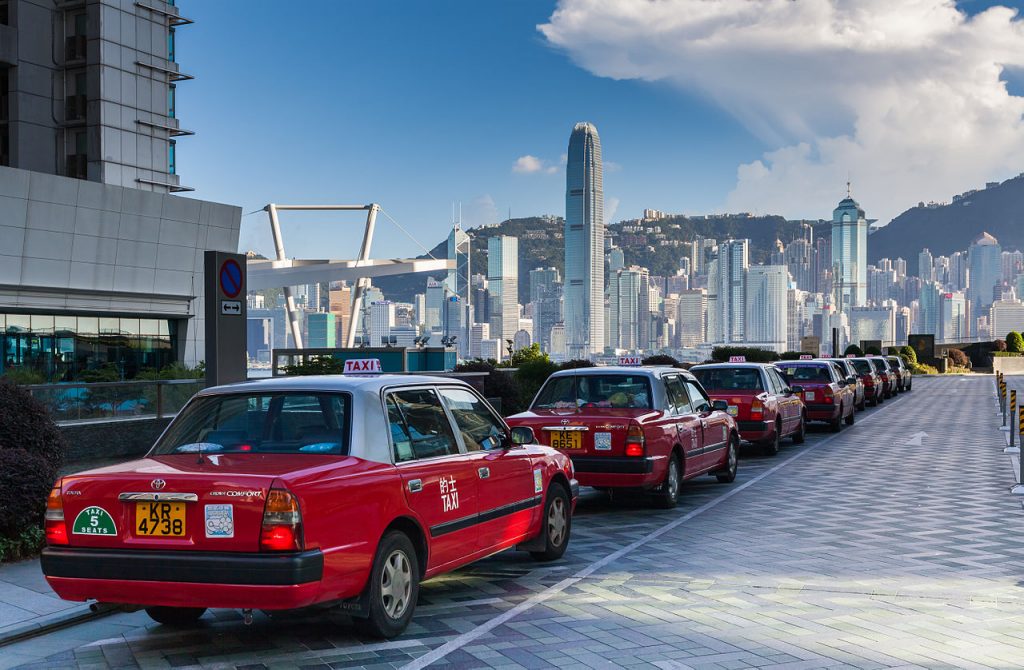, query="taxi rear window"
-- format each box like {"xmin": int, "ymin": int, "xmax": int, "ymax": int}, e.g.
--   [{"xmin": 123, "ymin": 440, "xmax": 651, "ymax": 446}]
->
[
  {"xmin": 533, "ymin": 374, "xmax": 653, "ymax": 409},
  {"xmin": 691, "ymin": 368, "xmax": 763, "ymax": 391},
  {"xmin": 849, "ymin": 359, "xmax": 873, "ymax": 374},
  {"xmin": 150, "ymin": 392, "xmax": 350, "ymax": 456},
  {"xmin": 778, "ymin": 365, "xmax": 832, "ymax": 383}
]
